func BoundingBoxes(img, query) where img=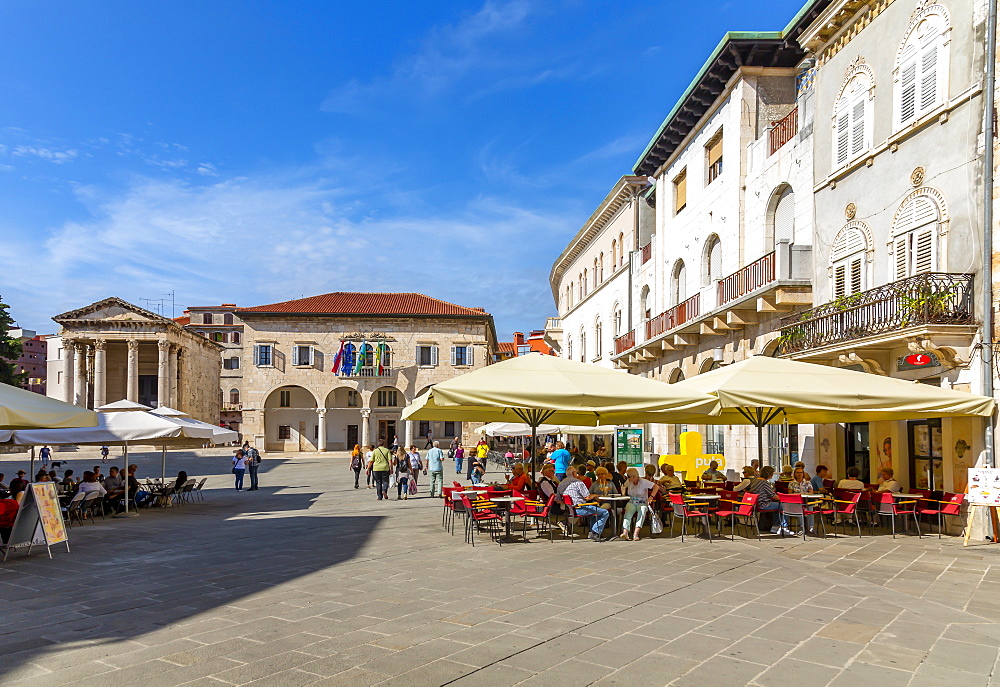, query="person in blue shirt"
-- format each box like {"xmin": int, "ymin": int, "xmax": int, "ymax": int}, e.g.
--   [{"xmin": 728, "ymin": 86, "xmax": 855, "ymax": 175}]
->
[
  {"xmin": 810, "ymin": 465, "xmax": 830, "ymax": 493},
  {"xmin": 551, "ymin": 441, "xmax": 572, "ymax": 481},
  {"xmin": 425, "ymin": 441, "xmax": 446, "ymax": 497}
]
